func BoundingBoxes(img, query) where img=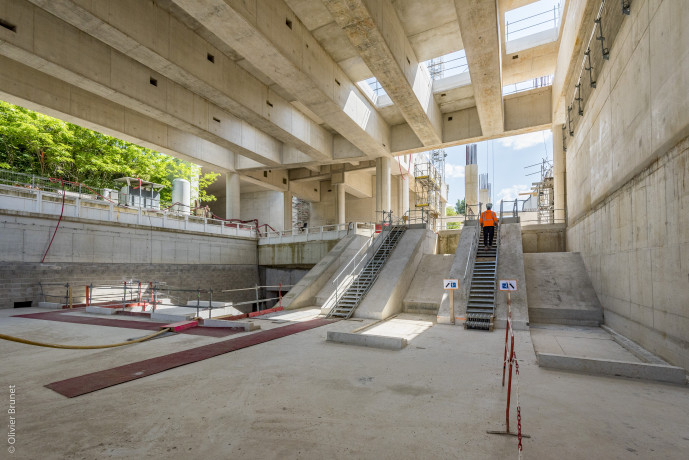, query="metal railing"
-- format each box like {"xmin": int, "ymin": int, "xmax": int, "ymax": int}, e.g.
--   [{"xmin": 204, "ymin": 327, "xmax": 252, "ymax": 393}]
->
[
  {"xmin": 506, "ymin": 3, "xmax": 562, "ymax": 42},
  {"xmin": 425, "ymin": 54, "xmax": 469, "ymax": 80},
  {"xmin": 503, "ymin": 75, "xmax": 553, "ymax": 96},
  {"xmin": 258, "ymin": 222, "xmax": 375, "ymax": 244},
  {"xmin": 329, "ymin": 233, "xmax": 377, "ymax": 311}
]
